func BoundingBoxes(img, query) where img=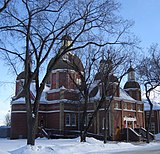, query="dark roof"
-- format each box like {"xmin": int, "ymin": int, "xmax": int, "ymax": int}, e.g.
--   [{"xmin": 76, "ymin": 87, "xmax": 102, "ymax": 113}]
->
[
  {"xmin": 61, "ymin": 35, "xmax": 72, "ymax": 41},
  {"xmin": 48, "ymin": 53, "xmax": 84, "ymax": 72},
  {"xmin": 16, "ymin": 71, "xmax": 36, "ymax": 80},
  {"xmin": 94, "ymin": 72, "xmax": 118, "ymax": 82},
  {"xmin": 124, "ymin": 81, "xmax": 140, "ymax": 89},
  {"xmin": 89, "ymin": 86, "xmax": 99, "ymax": 98},
  {"xmin": 128, "ymin": 67, "xmax": 135, "ymax": 72},
  {"xmin": 16, "ymin": 71, "xmax": 25, "ymax": 80}
]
